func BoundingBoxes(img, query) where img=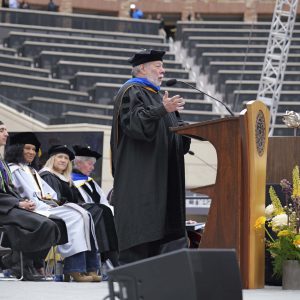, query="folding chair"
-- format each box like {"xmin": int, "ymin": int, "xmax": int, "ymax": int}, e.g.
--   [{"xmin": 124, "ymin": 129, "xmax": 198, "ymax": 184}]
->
[{"xmin": 45, "ymin": 246, "xmax": 62, "ymax": 280}]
